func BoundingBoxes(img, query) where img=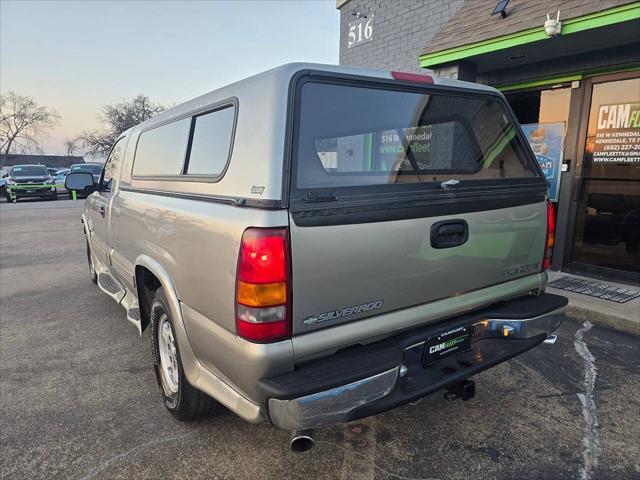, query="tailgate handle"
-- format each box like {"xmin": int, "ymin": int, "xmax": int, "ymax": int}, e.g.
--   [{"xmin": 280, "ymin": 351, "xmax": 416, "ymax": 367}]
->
[{"xmin": 430, "ymin": 220, "xmax": 469, "ymax": 249}]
